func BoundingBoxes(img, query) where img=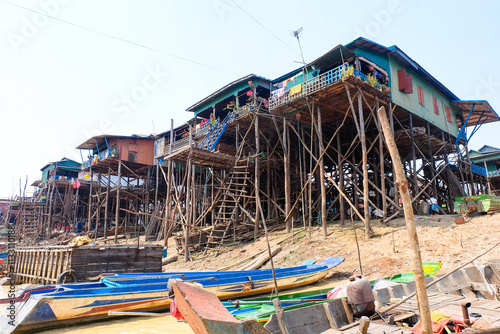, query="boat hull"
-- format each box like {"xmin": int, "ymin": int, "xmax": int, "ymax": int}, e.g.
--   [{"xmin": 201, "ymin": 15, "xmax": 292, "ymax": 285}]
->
[{"xmin": 2, "ymin": 258, "xmax": 344, "ymax": 333}]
